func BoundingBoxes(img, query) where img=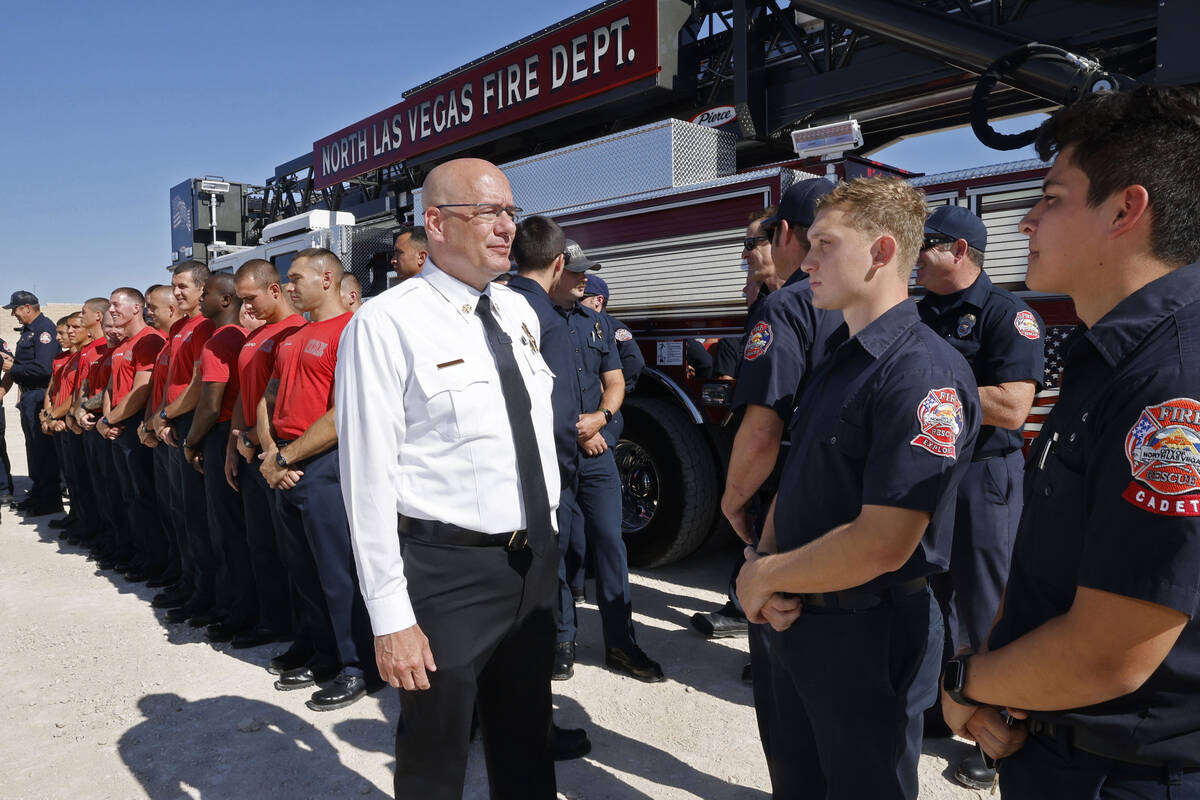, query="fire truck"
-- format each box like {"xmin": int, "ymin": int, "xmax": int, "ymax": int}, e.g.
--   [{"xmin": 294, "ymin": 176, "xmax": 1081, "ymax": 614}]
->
[{"xmin": 166, "ymin": 0, "xmax": 1192, "ymax": 566}]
